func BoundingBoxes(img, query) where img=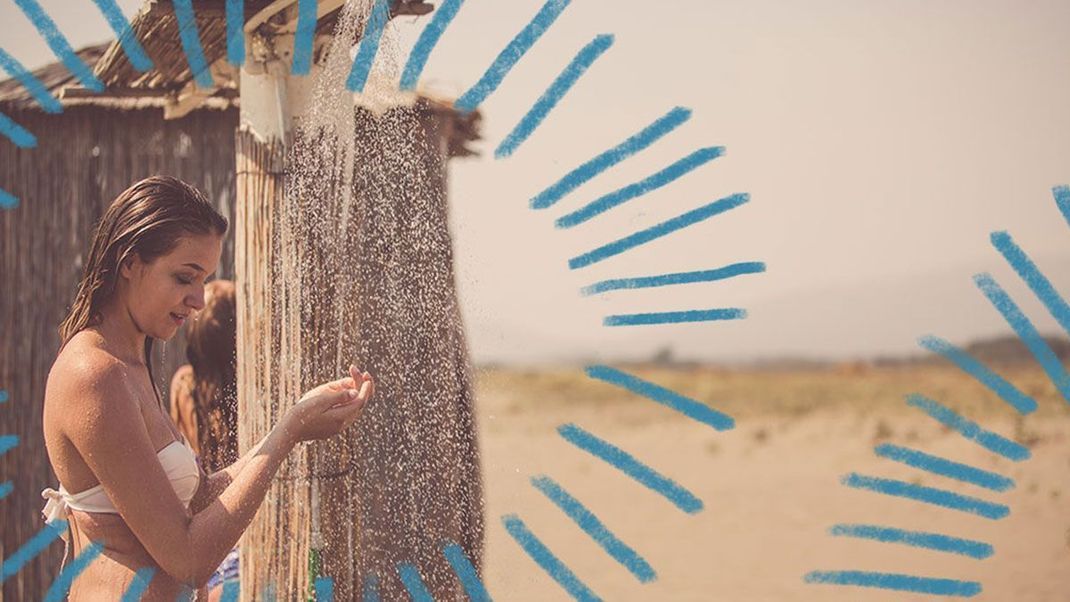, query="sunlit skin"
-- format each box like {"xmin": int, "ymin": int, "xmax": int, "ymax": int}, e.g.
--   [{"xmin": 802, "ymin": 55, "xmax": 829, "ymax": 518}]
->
[{"xmin": 43, "ymin": 232, "xmax": 374, "ymax": 600}]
